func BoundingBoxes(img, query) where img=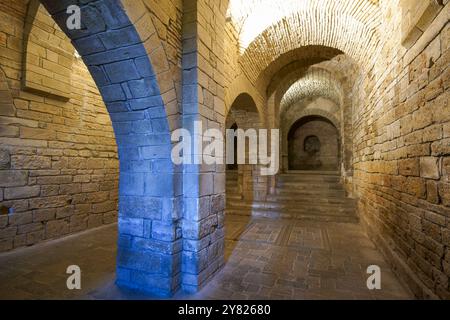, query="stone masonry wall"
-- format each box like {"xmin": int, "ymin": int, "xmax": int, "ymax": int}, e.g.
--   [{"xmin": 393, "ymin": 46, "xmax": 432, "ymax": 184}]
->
[
  {"xmin": 23, "ymin": 3, "xmax": 74, "ymax": 99},
  {"xmin": 353, "ymin": 0, "xmax": 449, "ymax": 299},
  {"xmin": 0, "ymin": 1, "xmax": 119, "ymax": 252}
]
